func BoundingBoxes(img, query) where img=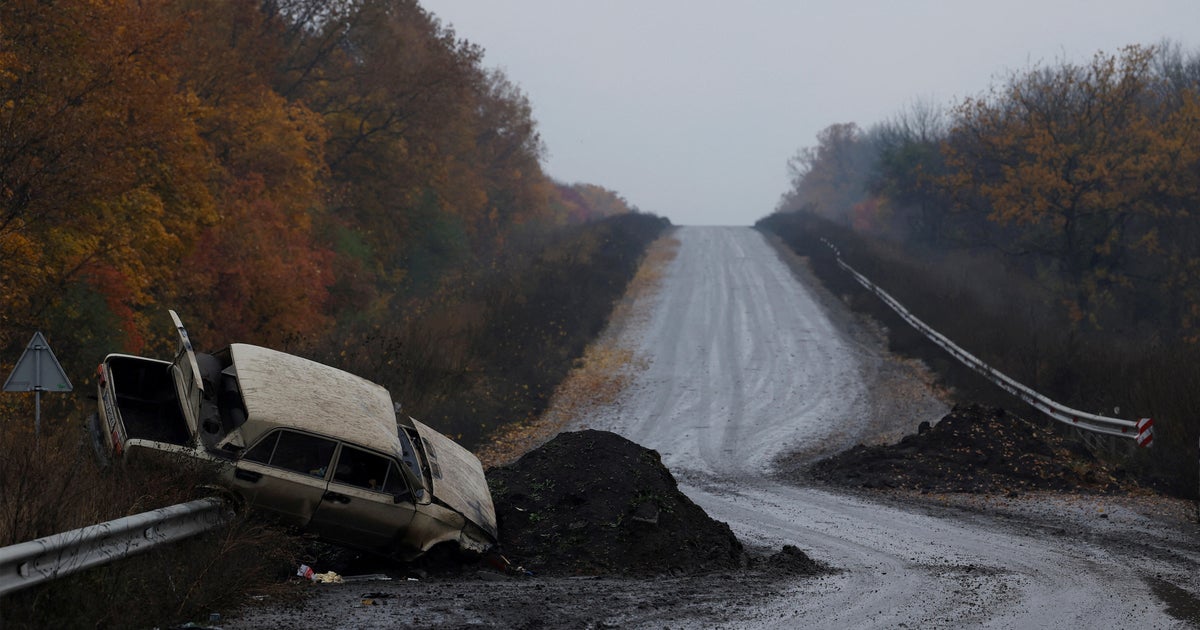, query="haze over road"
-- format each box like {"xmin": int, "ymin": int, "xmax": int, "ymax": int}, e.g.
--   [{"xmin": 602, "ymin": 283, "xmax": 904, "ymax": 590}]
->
[
  {"xmin": 576, "ymin": 226, "xmax": 1197, "ymax": 628},
  {"xmin": 583, "ymin": 226, "xmax": 937, "ymax": 478}
]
